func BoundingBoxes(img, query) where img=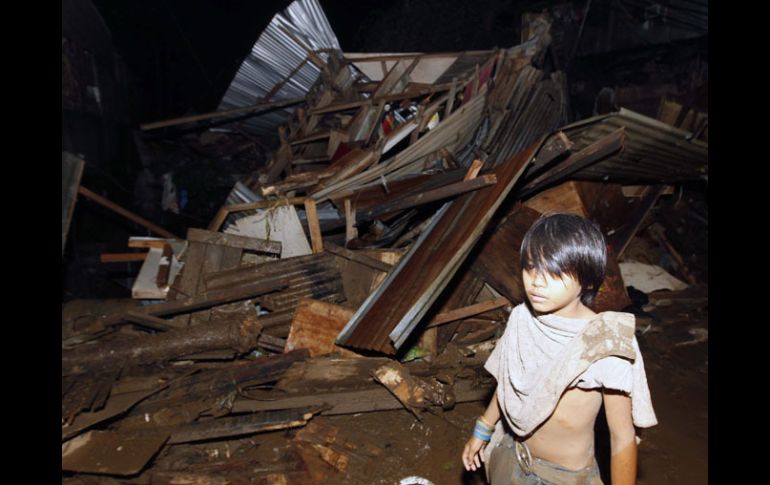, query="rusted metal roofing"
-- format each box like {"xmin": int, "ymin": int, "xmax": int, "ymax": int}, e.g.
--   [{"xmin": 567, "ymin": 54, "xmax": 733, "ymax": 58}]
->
[
  {"xmin": 560, "ymin": 108, "xmax": 708, "ymax": 183},
  {"xmin": 217, "ymin": 0, "xmax": 342, "ymax": 135}
]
